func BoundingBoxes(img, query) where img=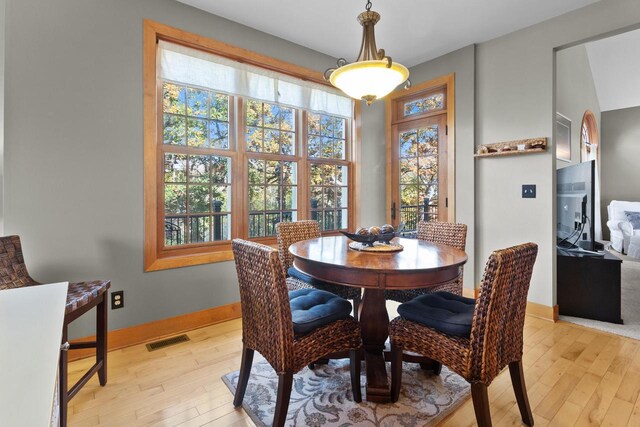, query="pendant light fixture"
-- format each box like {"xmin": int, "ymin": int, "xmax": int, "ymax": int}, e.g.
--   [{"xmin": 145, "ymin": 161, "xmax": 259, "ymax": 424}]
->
[{"xmin": 324, "ymin": 0, "xmax": 410, "ymax": 105}]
